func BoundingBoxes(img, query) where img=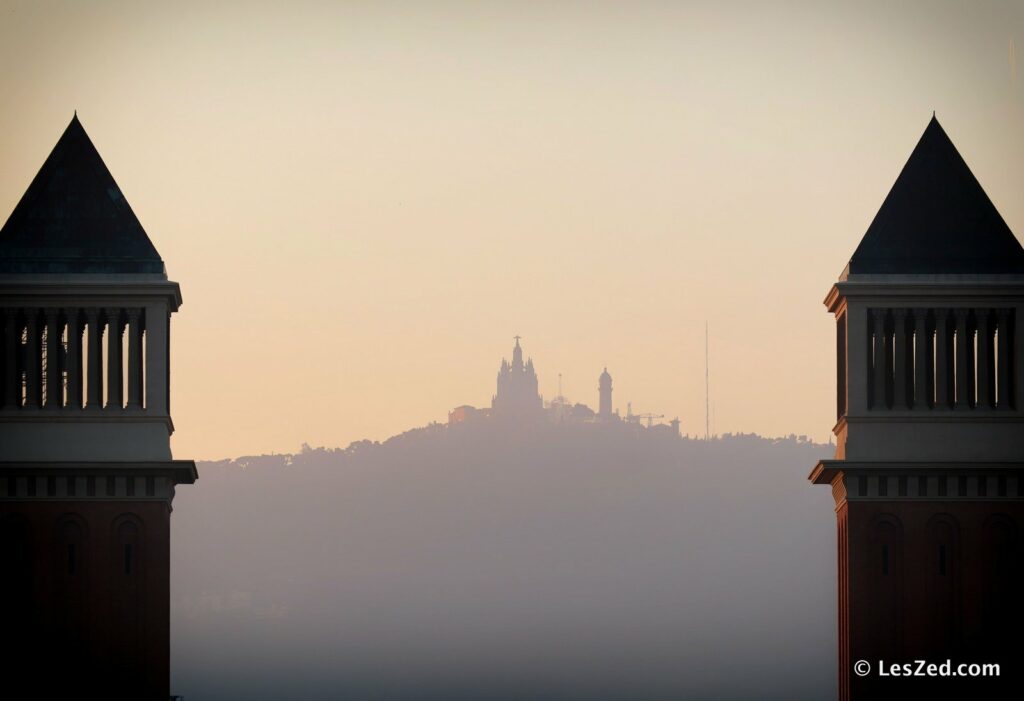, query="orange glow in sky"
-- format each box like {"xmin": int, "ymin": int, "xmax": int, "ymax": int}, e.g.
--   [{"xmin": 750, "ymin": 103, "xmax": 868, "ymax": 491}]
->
[{"xmin": 1, "ymin": 0, "xmax": 1022, "ymax": 458}]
